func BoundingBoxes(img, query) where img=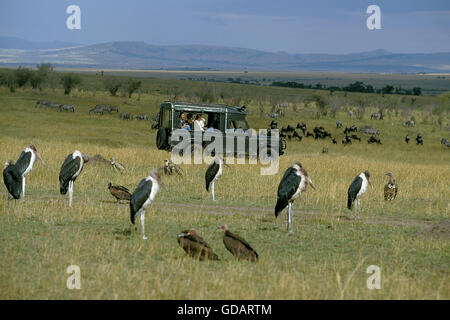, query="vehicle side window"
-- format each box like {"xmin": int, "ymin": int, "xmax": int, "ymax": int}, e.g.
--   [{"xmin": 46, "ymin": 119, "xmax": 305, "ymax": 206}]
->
[{"xmin": 160, "ymin": 108, "xmax": 171, "ymax": 128}]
